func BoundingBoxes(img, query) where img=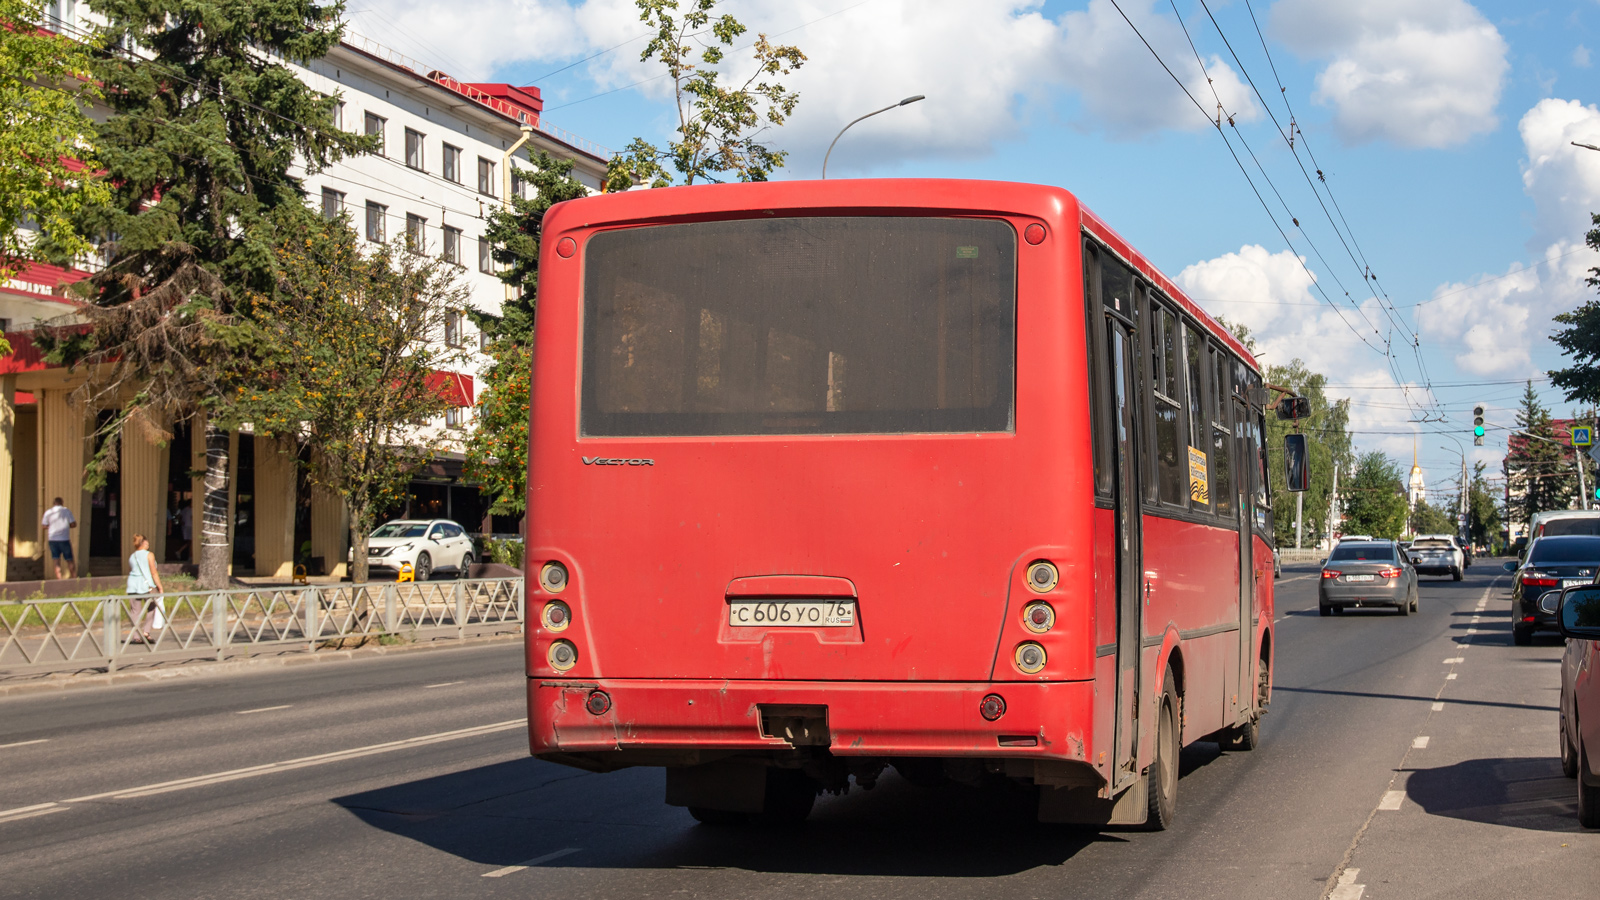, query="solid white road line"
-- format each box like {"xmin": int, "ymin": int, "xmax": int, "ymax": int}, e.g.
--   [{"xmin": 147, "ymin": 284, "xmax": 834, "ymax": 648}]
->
[
  {"xmin": 424, "ymin": 681, "xmax": 465, "ymax": 689},
  {"xmin": 482, "ymin": 848, "xmax": 582, "ymax": 878},
  {"xmin": 236, "ymin": 705, "xmax": 292, "ymax": 715},
  {"xmin": 1378, "ymin": 791, "xmax": 1406, "ymax": 811},
  {"xmin": 57, "ymin": 718, "xmax": 526, "ymax": 805},
  {"xmin": 1413, "ymin": 736, "xmax": 1430, "ymax": 749},
  {"xmin": 0, "ymin": 739, "xmax": 49, "ymax": 749},
  {"xmin": 0, "ymin": 802, "xmax": 66, "ymax": 825}
]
